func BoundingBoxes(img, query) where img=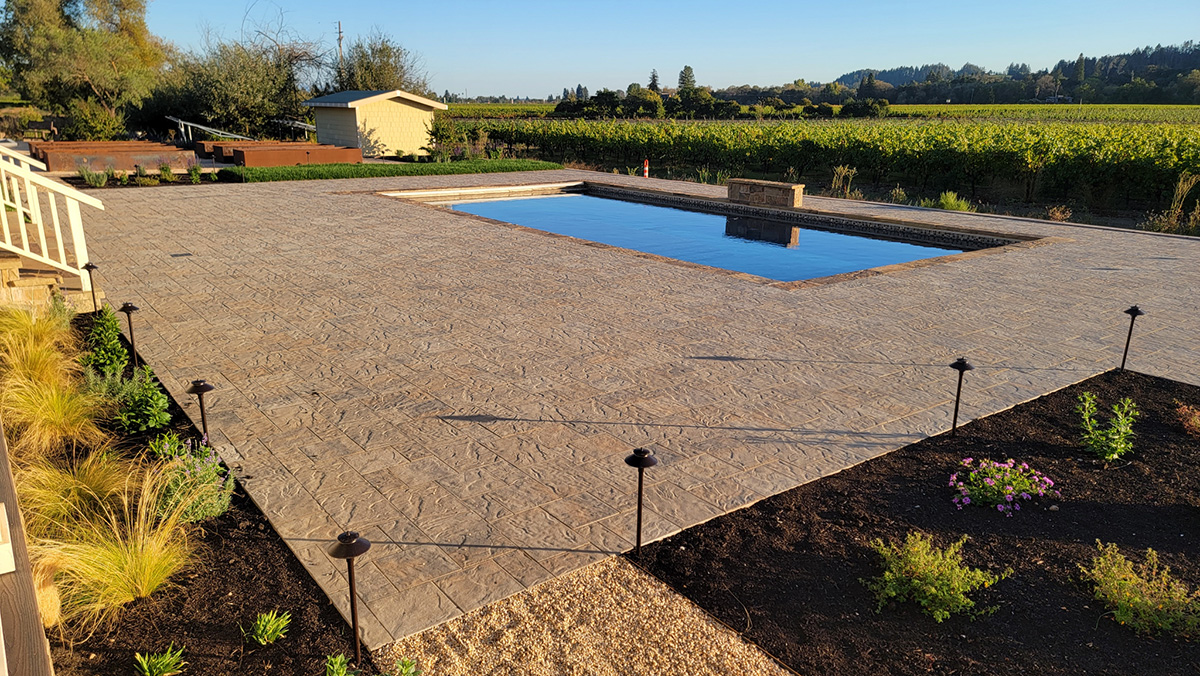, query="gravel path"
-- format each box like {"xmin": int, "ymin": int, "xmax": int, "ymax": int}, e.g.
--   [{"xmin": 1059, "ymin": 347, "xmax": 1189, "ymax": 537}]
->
[{"xmin": 376, "ymin": 556, "xmax": 792, "ymax": 676}]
